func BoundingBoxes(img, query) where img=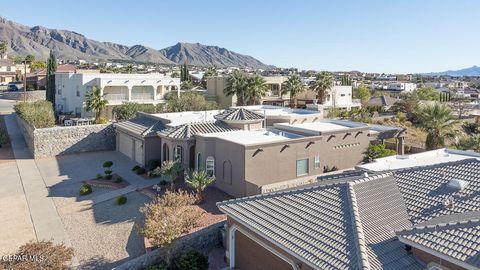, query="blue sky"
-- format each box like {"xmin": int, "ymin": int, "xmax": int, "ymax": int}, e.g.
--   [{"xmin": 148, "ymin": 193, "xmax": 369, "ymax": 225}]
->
[{"xmin": 2, "ymin": 0, "xmax": 479, "ymax": 73}]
